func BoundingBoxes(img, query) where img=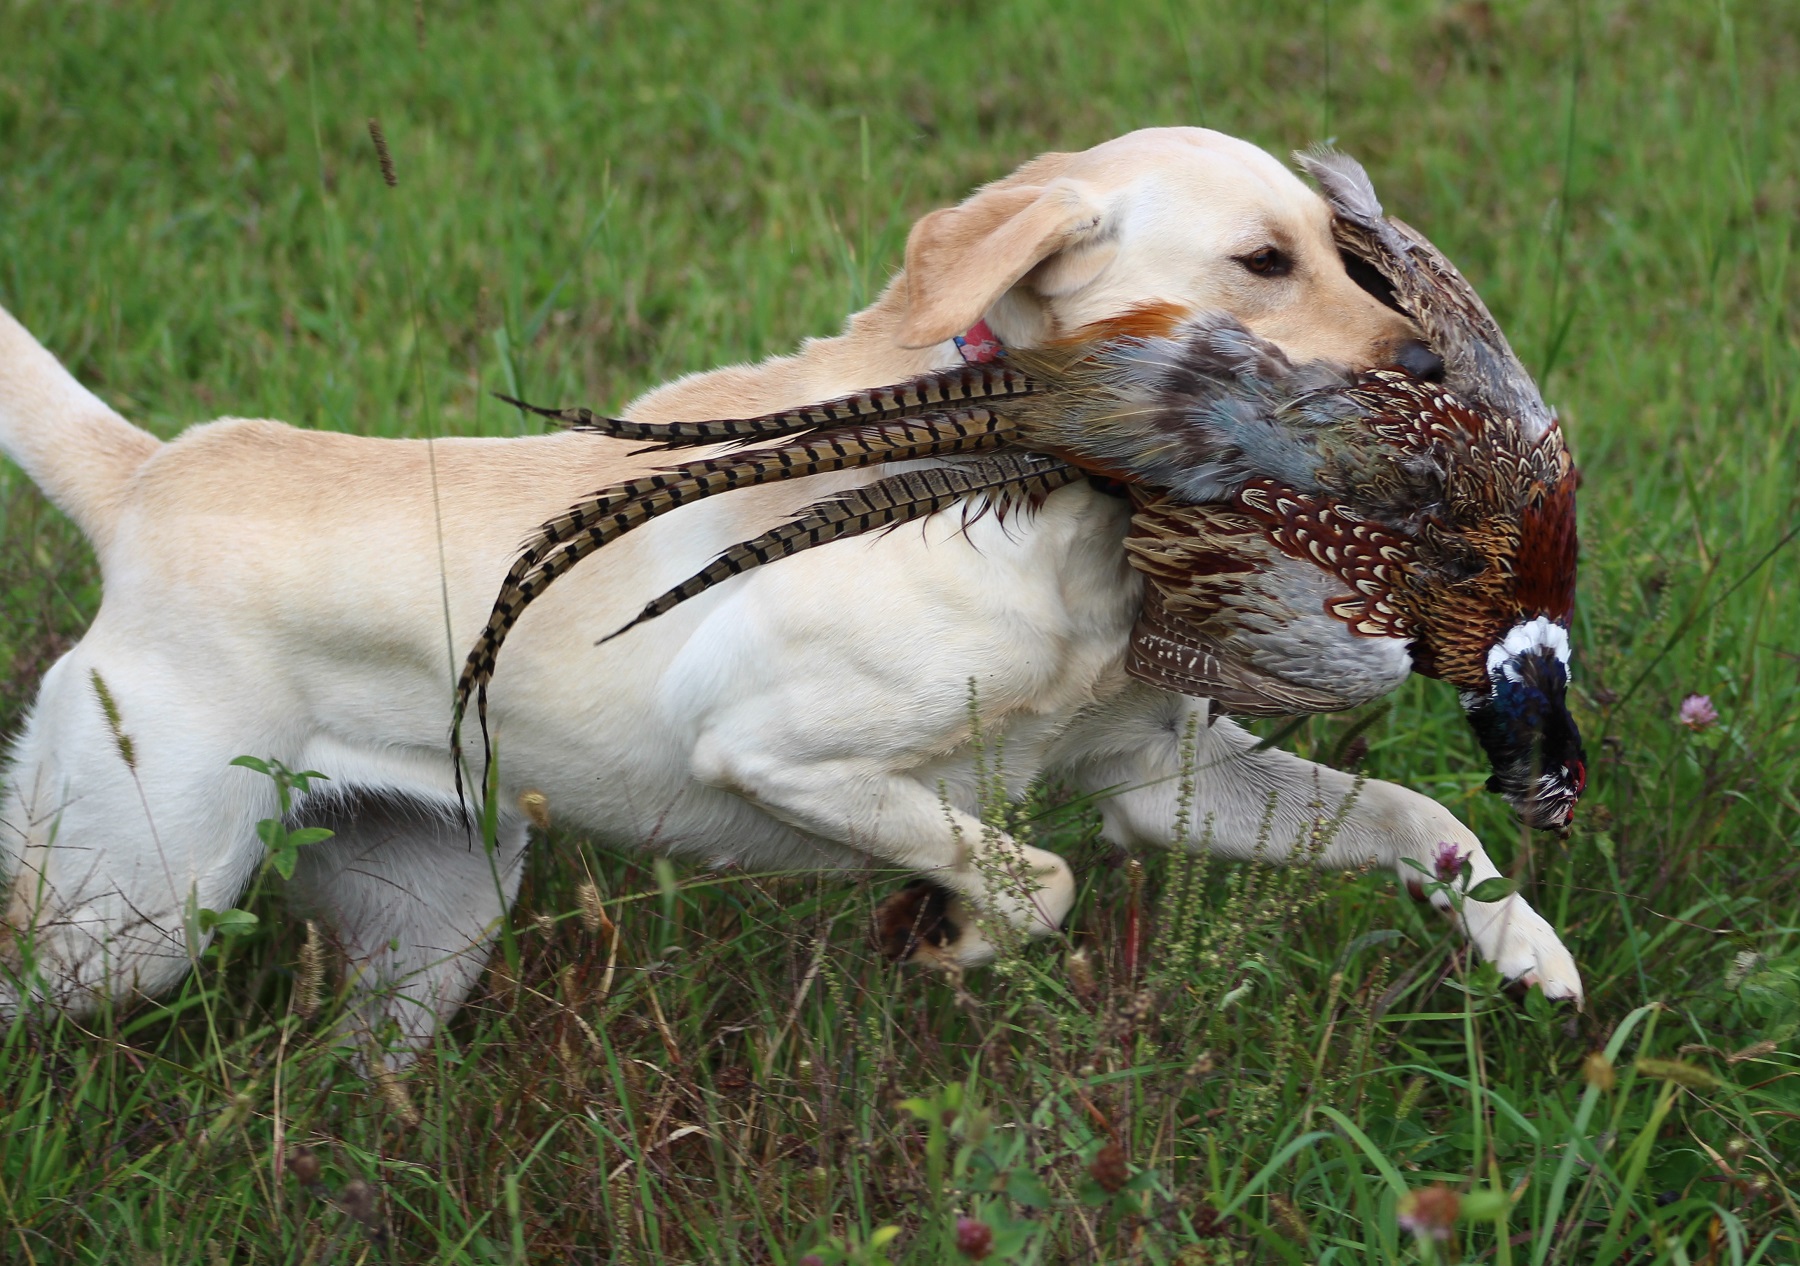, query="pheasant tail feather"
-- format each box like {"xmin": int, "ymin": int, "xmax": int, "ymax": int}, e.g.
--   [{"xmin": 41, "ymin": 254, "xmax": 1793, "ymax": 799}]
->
[
  {"xmin": 601, "ymin": 454, "xmax": 1083, "ymax": 642},
  {"xmin": 496, "ymin": 362, "xmax": 1036, "ymax": 450}
]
